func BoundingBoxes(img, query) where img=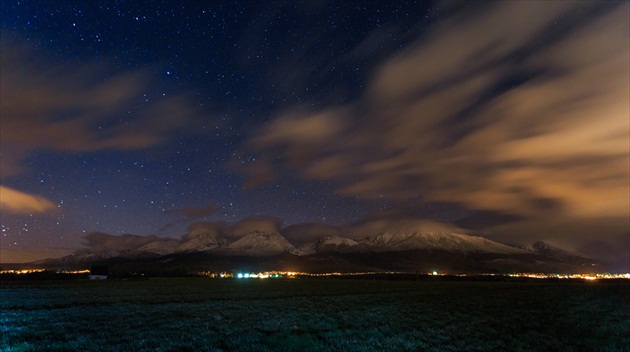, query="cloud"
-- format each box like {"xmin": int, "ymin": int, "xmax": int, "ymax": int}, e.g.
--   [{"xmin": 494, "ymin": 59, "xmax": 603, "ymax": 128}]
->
[
  {"xmin": 71, "ymin": 212, "xmax": 626, "ymax": 269},
  {"xmin": 81, "ymin": 215, "xmax": 469, "ymax": 252},
  {"xmin": 0, "ymin": 39, "xmax": 205, "ymax": 177},
  {"xmin": 281, "ymin": 222, "xmax": 343, "ymax": 245},
  {"xmin": 79, "ymin": 217, "xmax": 284, "ymax": 252},
  {"xmin": 576, "ymin": 236, "xmax": 629, "ymax": 273},
  {"xmin": 82, "ymin": 232, "xmax": 166, "ymax": 252},
  {"xmin": 240, "ymin": 2, "xmax": 630, "ymax": 265},
  {"xmin": 226, "ymin": 216, "xmax": 284, "ymax": 238},
  {"xmin": 280, "ymin": 212, "xmax": 471, "ymax": 245},
  {"xmin": 228, "ymin": 154, "xmax": 277, "ymax": 189},
  {"xmin": 159, "ymin": 204, "xmax": 220, "ymax": 233},
  {"xmin": 344, "ymin": 217, "xmax": 469, "ymax": 240},
  {"xmin": 242, "ymin": 2, "xmax": 629, "ymax": 253},
  {"xmin": 1, "ymin": 39, "xmax": 209, "ymax": 215},
  {"xmin": 0, "ymin": 247, "xmax": 75, "ymax": 264},
  {"xmin": 0, "ymin": 185, "xmax": 56, "ymax": 214},
  {"xmin": 175, "ymin": 217, "xmax": 284, "ymax": 240},
  {"xmin": 482, "ymin": 216, "xmax": 630, "ymax": 271},
  {"xmin": 182, "ymin": 221, "xmax": 227, "ymax": 241}
]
